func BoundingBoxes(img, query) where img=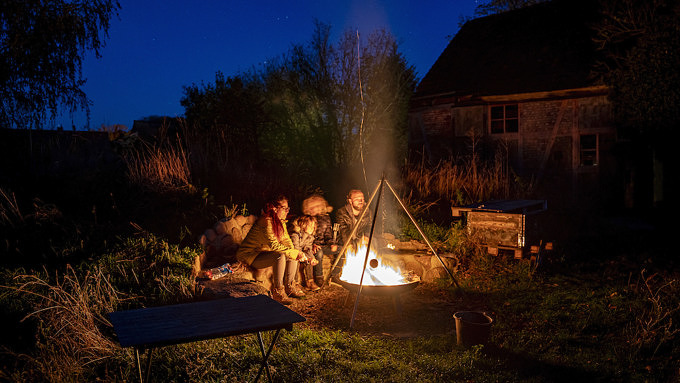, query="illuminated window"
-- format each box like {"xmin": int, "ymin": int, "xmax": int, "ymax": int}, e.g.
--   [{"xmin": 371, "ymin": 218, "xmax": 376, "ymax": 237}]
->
[
  {"xmin": 580, "ymin": 134, "xmax": 598, "ymax": 166},
  {"xmin": 490, "ymin": 104, "xmax": 519, "ymax": 134}
]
